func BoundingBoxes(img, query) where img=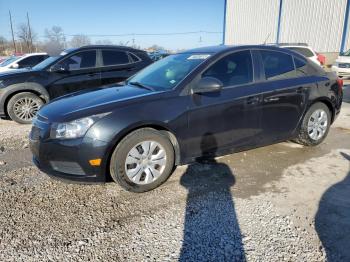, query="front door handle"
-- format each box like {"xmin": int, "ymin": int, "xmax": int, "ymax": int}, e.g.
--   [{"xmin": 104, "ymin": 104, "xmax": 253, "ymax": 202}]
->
[{"xmin": 246, "ymin": 96, "xmax": 260, "ymax": 105}]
